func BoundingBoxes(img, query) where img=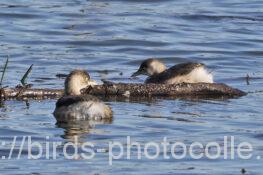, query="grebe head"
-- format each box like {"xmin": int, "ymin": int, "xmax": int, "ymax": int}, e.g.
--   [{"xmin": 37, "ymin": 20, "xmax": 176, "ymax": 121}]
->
[
  {"xmin": 65, "ymin": 70, "xmax": 97, "ymax": 95},
  {"xmin": 131, "ymin": 58, "xmax": 167, "ymax": 77}
]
